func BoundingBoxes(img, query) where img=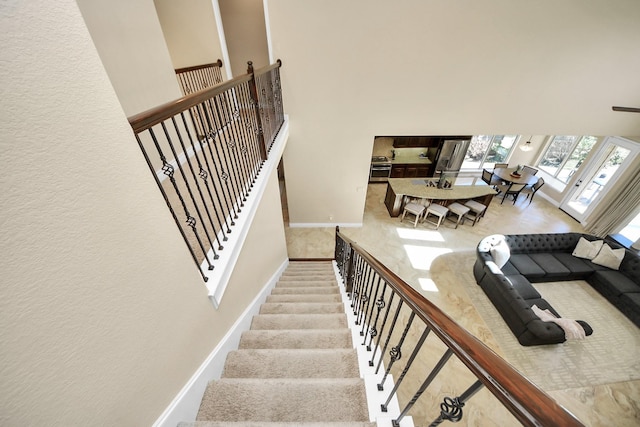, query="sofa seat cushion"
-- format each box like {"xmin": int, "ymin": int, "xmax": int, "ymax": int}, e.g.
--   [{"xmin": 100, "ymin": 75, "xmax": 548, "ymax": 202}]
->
[
  {"xmin": 501, "ymin": 261, "xmax": 520, "ymax": 276},
  {"xmin": 591, "ymin": 270, "xmax": 640, "ymax": 296},
  {"xmin": 554, "ymin": 253, "xmax": 597, "ymax": 276},
  {"xmin": 509, "ymin": 254, "xmax": 546, "ymax": 278},
  {"xmin": 528, "ymin": 253, "xmax": 571, "ymax": 277},
  {"xmin": 505, "ymin": 274, "xmax": 541, "ymax": 300}
]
